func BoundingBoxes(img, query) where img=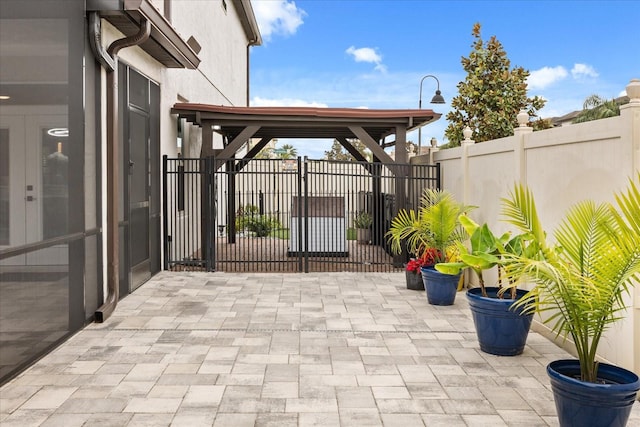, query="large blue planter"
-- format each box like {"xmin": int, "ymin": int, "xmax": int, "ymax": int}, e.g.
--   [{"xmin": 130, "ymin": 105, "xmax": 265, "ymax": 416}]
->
[
  {"xmin": 420, "ymin": 267, "xmax": 460, "ymax": 305},
  {"xmin": 466, "ymin": 287, "xmax": 533, "ymax": 356},
  {"xmin": 547, "ymin": 359, "xmax": 640, "ymax": 427}
]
